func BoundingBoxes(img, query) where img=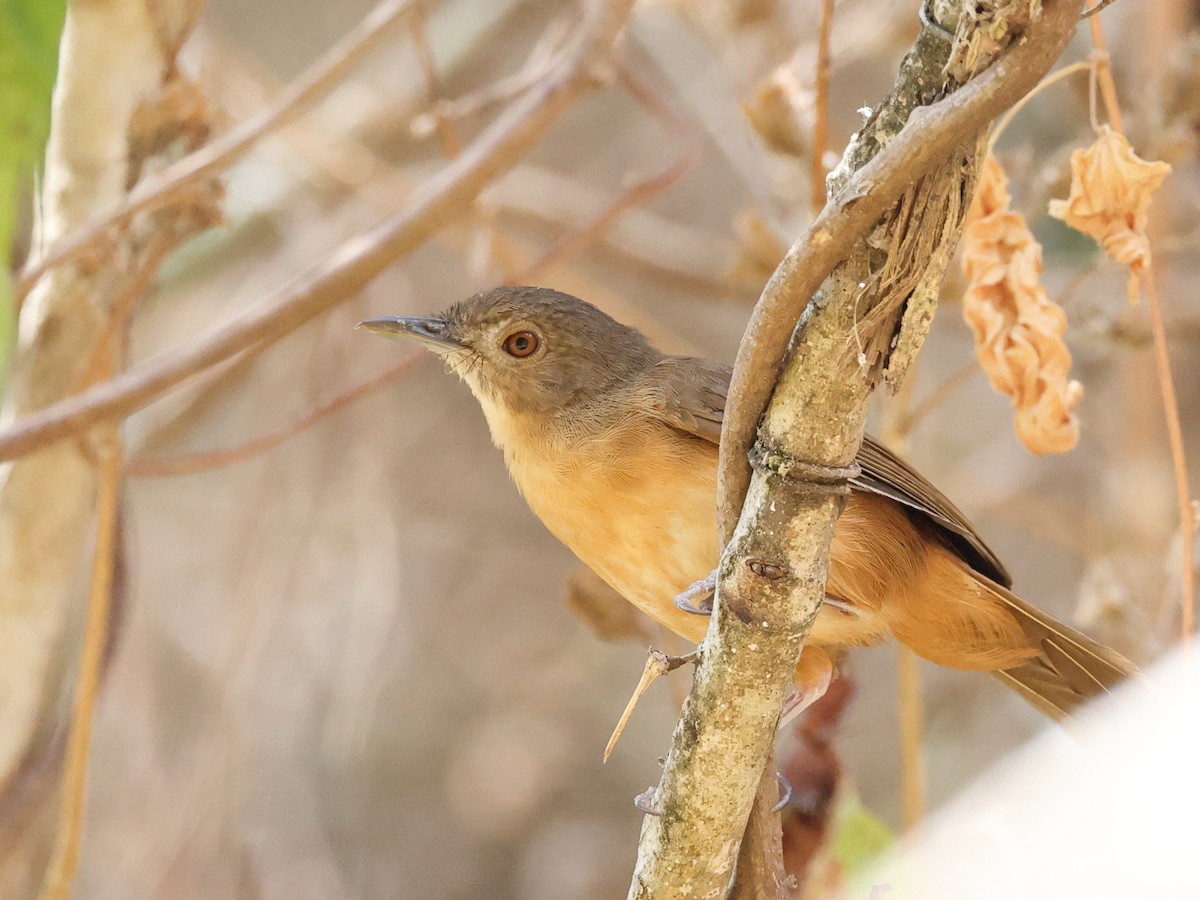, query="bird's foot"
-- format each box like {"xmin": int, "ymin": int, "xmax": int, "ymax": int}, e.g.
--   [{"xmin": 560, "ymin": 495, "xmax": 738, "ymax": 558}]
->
[
  {"xmin": 634, "ymin": 785, "xmax": 662, "ymax": 816},
  {"xmin": 778, "ymin": 647, "xmax": 834, "ymax": 728},
  {"xmin": 771, "ymin": 772, "xmax": 793, "ymax": 813},
  {"xmin": 673, "ymin": 570, "xmax": 716, "ymax": 616}
]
